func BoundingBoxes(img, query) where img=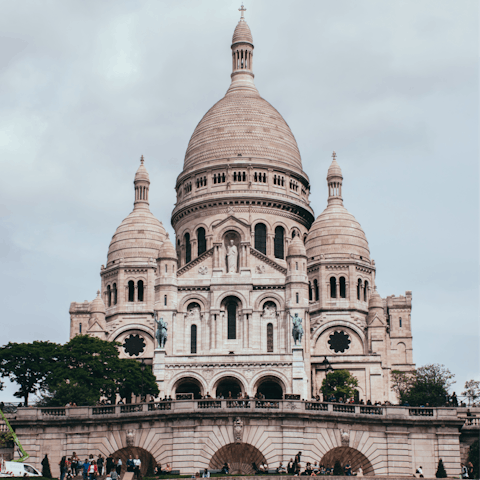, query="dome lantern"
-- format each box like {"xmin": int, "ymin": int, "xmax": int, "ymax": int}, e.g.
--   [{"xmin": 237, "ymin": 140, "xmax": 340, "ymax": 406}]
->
[
  {"xmin": 327, "ymin": 151, "xmax": 343, "ymax": 206},
  {"xmin": 134, "ymin": 155, "xmax": 150, "ymax": 210}
]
